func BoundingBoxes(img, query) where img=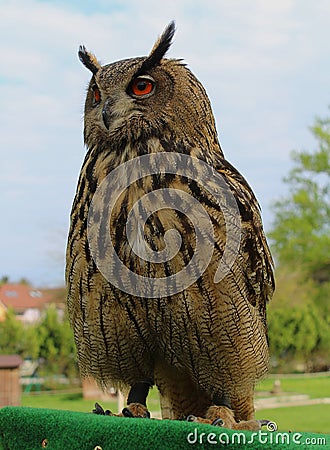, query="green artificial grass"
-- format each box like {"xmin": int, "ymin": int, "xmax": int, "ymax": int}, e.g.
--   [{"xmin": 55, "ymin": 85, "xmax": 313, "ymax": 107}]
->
[{"xmin": 0, "ymin": 407, "xmax": 329, "ymax": 450}]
